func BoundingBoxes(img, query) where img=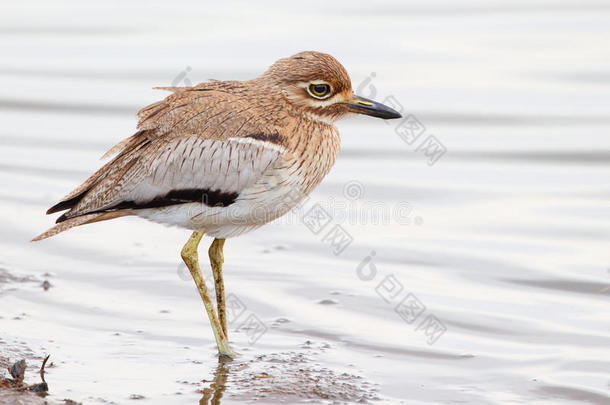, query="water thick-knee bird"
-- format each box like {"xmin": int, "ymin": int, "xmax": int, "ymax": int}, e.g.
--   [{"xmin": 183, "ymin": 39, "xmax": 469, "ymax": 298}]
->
[{"xmin": 33, "ymin": 51, "xmax": 402, "ymax": 358}]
